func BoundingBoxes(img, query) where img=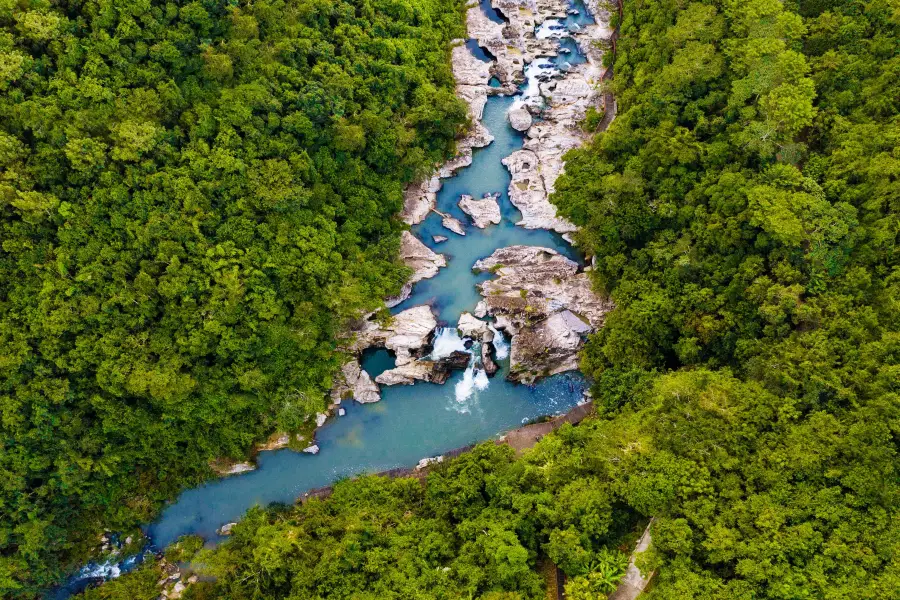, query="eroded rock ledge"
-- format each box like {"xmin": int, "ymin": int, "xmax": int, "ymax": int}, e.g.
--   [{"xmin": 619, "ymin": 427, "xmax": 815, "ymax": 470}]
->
[{"xmin": 474, "ymin": 246, "xmax": 613, "ymax": 383}]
